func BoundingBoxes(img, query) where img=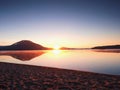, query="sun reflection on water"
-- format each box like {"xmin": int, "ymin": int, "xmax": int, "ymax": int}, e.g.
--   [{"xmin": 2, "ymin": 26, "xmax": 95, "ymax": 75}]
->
[
  {"xmin": 52, "ymin": 50, "xmax": 61, "ymax": 55},
  {"xmin": 44, "ymin": 50, "xmax": 67, "ymax": 59}
]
